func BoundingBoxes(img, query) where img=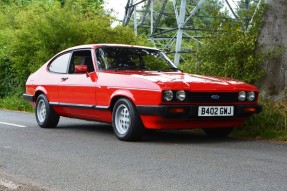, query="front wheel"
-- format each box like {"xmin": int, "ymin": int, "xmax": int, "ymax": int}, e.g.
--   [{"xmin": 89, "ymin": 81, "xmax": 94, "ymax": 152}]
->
[
  {"xmin": 203, "ymin": 127, "xmax": 233, "ymax": 138},
  {"xmin": 112, "ymin": 98, "xmax": 145, "ymax": 141},
  {"xmin": 35, "ymin": 94, "xmax": 60, "ymax": 128}
]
